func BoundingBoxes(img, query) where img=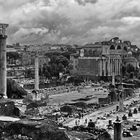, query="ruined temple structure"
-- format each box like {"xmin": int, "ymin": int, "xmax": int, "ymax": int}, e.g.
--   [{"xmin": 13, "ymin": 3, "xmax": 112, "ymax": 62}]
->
[{"xmin": 70, "ymin": 37, "xmax": 139, "ymax": 81}]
